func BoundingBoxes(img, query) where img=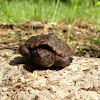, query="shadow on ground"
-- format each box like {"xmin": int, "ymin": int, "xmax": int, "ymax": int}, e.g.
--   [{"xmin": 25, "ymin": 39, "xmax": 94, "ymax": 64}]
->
[{"xmin": 9, "ymin": 56, "xmax": 64, "ymax": 72}]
